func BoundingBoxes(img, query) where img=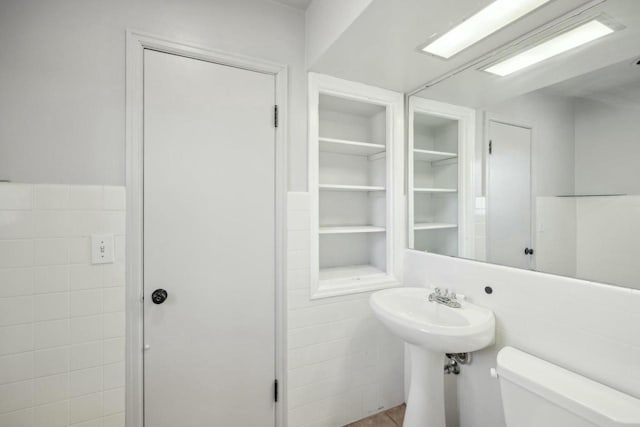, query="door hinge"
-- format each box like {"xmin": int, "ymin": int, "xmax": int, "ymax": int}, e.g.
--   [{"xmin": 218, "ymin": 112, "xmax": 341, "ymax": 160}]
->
[
  {"xmin": 274, "ymin": 105, "xmax": 279, "ymax": 128},
  {"xmin": 274, "ymin": 379, "xmax": 279, "ymax": 402},
  {"xmin": 489, "ymin": 140, "xmax": 493, "ymax": 155}
]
